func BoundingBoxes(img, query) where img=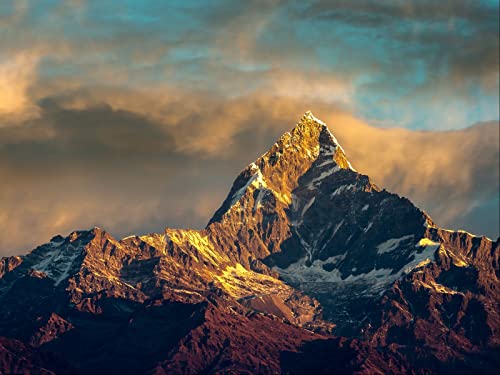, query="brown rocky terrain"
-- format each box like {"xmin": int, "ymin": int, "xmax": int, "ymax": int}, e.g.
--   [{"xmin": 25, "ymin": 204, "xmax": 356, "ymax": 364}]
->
[{"xmin": 0, "ymin": 112, "xmax": 498, "ymax": 374}]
